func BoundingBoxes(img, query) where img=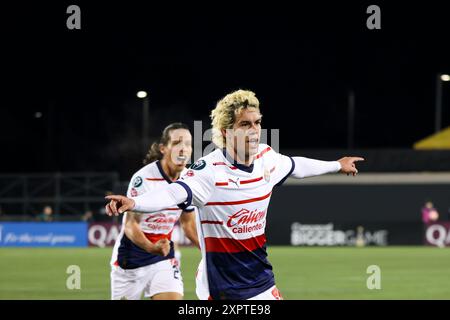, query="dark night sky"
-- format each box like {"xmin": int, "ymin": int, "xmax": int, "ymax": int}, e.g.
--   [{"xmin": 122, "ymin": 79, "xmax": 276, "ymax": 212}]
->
[{"xmin": 2, "ymin": 2, "xmax": 450, "ymax": 177}]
